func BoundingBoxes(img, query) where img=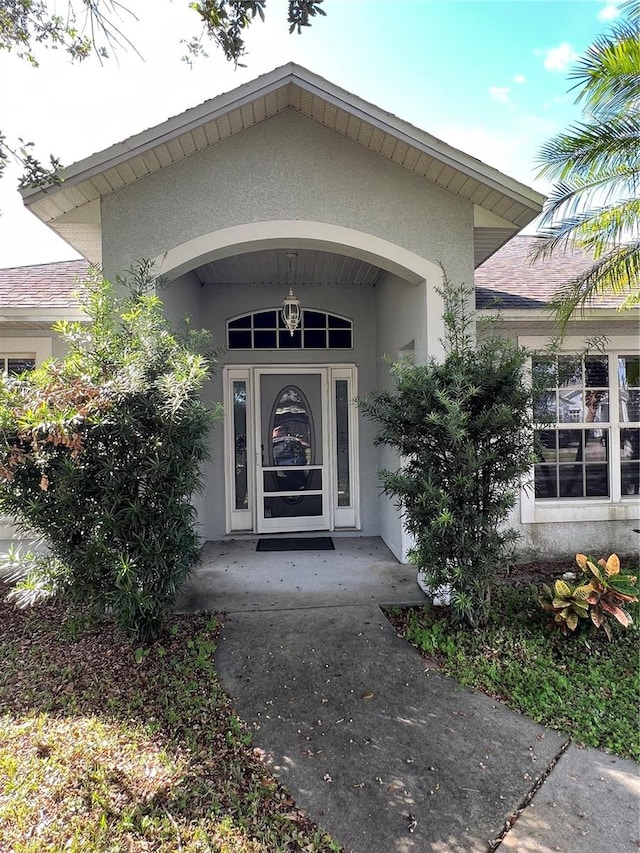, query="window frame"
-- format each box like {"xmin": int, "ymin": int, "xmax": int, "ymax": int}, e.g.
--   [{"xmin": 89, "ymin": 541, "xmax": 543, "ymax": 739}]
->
[
  {"xmin": 0, "ymin": 337, "xmax": 51, "ymax": 537},
  {"xmin": 0, "ymin": 338, "xmax": 51, "ymax": 372},
  {"xmin": 520, "ymin": 335, "xmax": 639, "ymax": 524},
  {"xmin": 226, "ymin": 308, "xmax": 353, "ymax": 351}
]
